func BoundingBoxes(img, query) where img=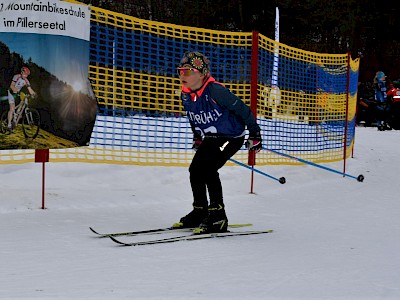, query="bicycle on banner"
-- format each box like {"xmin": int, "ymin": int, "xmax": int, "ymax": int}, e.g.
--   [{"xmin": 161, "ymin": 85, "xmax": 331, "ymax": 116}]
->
[{"xmin": 0, "ymin": 91, "xmax": 40, "ymax": 139}]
